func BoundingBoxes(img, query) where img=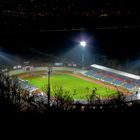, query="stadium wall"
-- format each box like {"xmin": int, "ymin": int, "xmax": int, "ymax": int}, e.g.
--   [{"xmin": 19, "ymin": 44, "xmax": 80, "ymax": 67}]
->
[{"xmin": 9, "ymin": 67, "xmax": 87, "ymax": 76}]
